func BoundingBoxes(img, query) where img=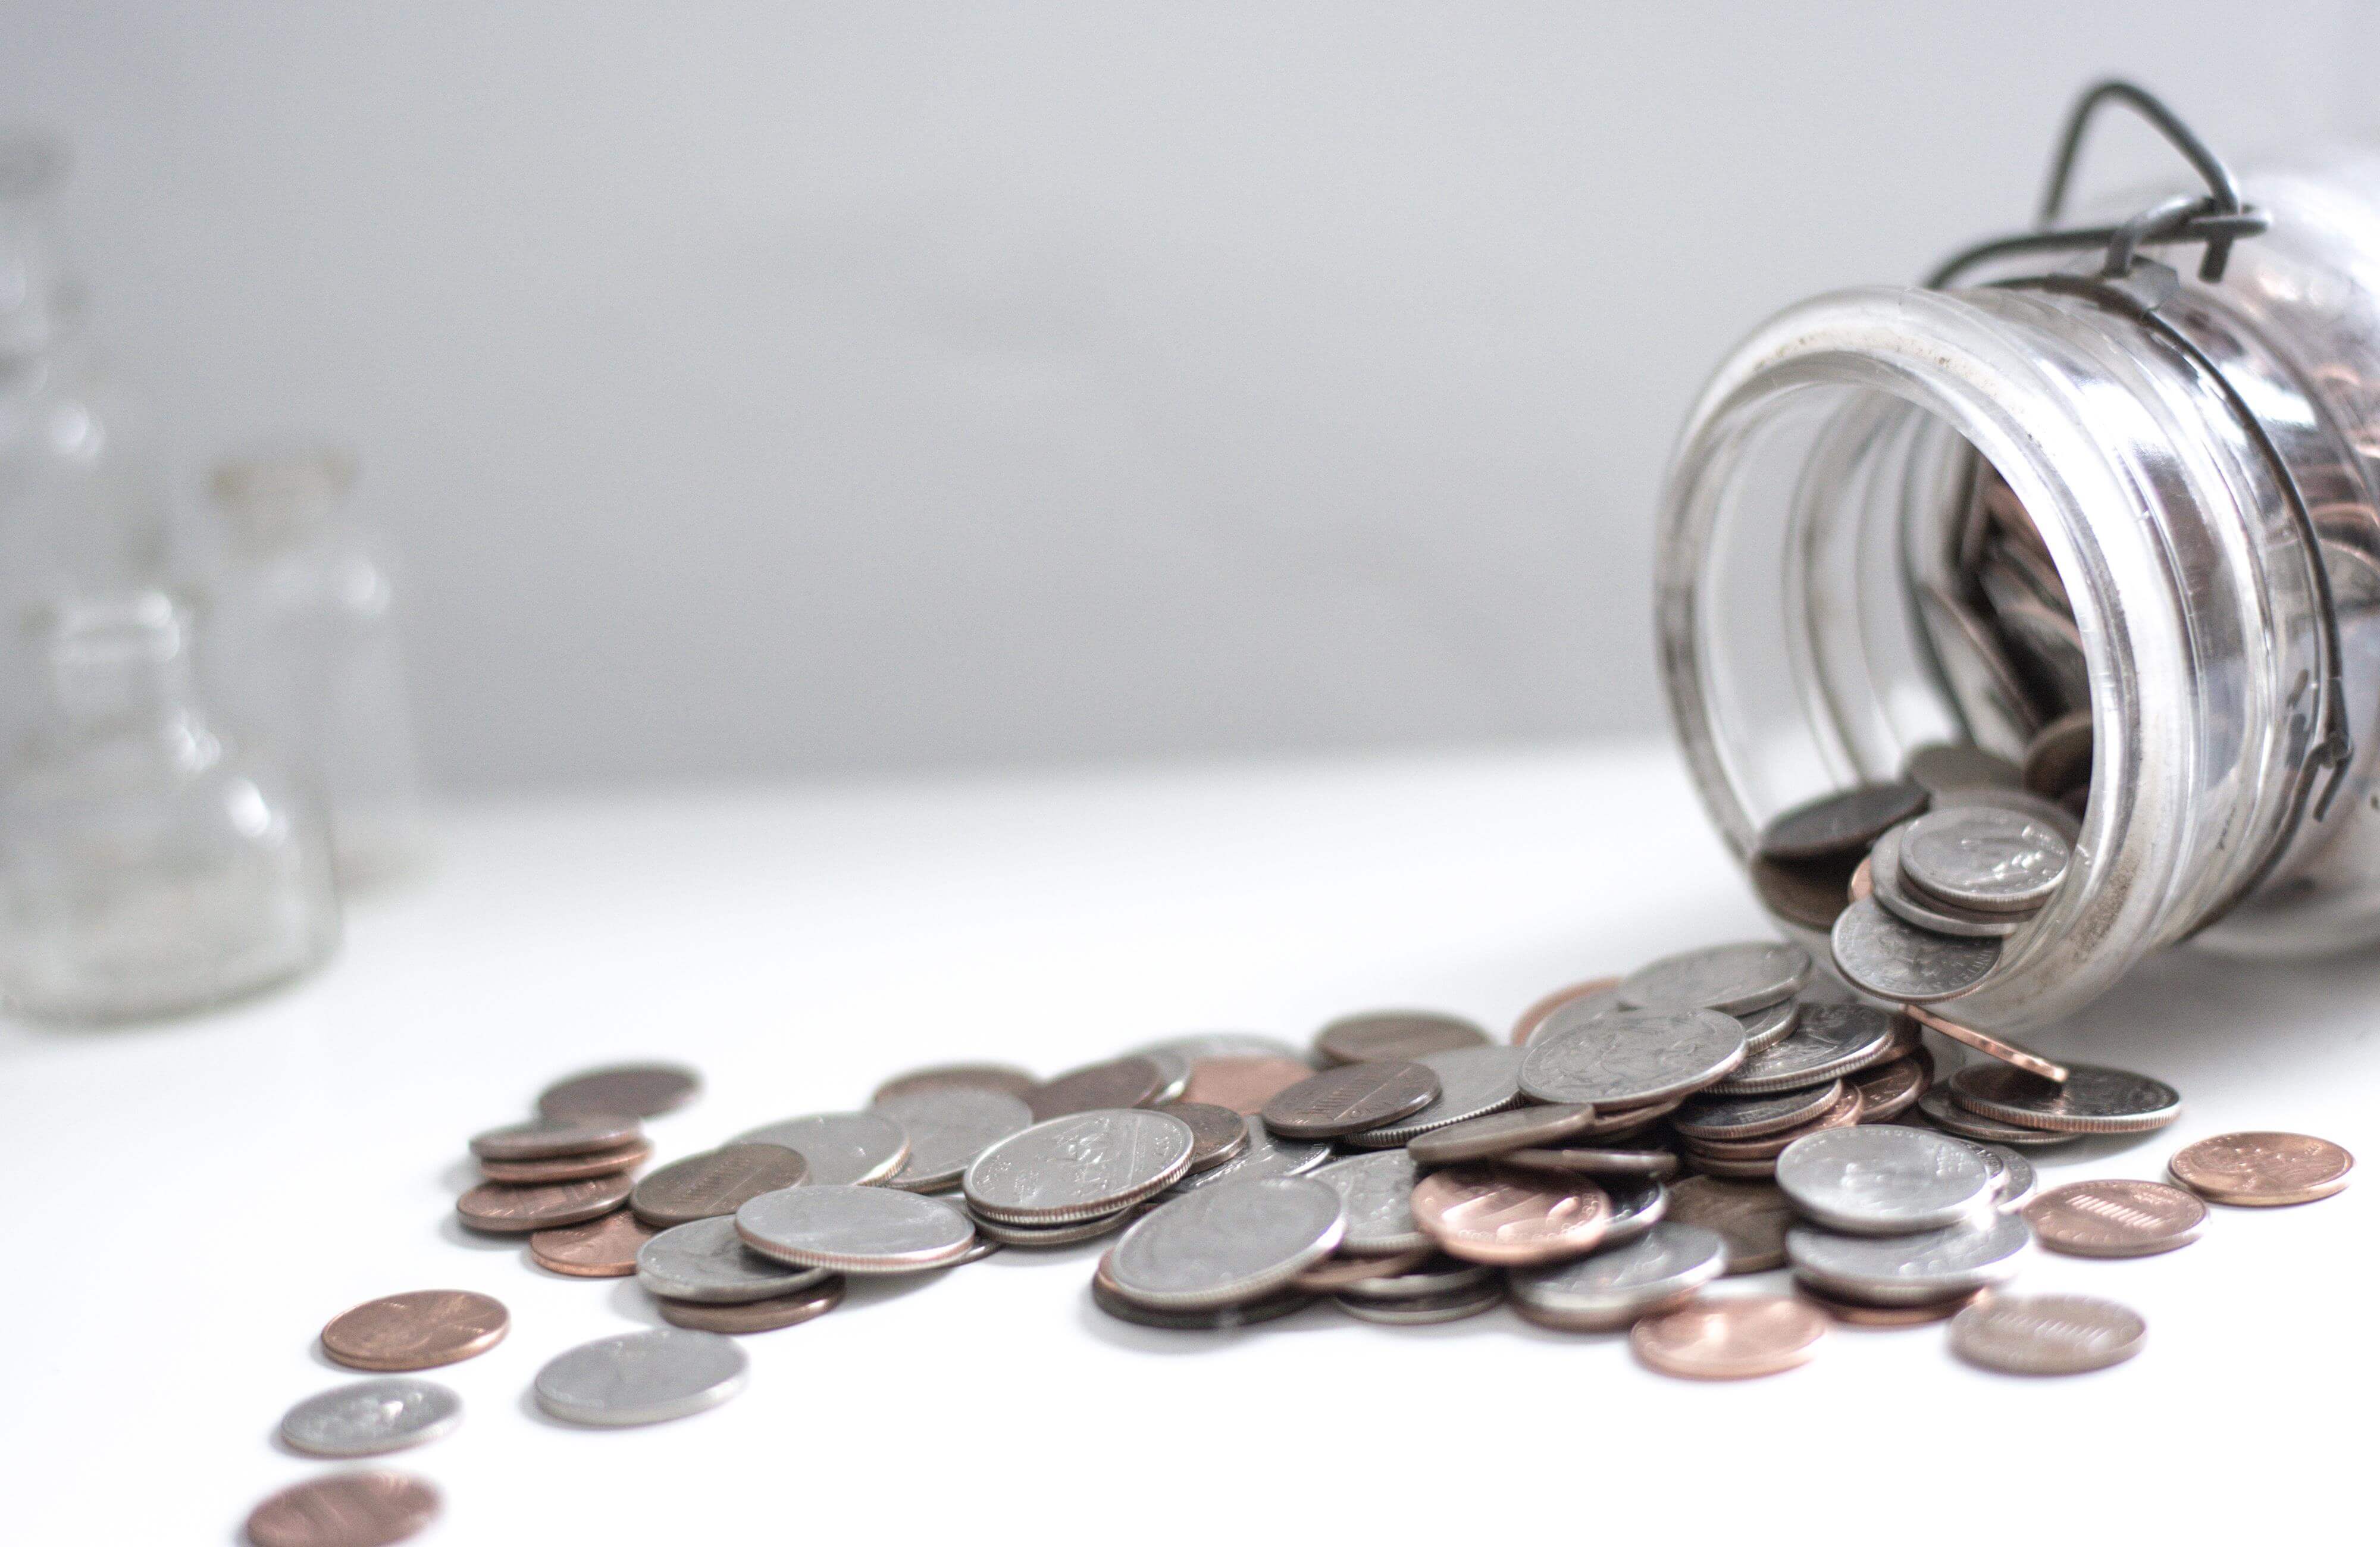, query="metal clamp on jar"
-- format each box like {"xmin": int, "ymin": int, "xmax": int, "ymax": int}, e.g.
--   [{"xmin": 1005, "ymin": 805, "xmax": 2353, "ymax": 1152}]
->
[{"xmin": 1656, "ymin": 80, "xmax": 2380, "ymax": 1031}]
